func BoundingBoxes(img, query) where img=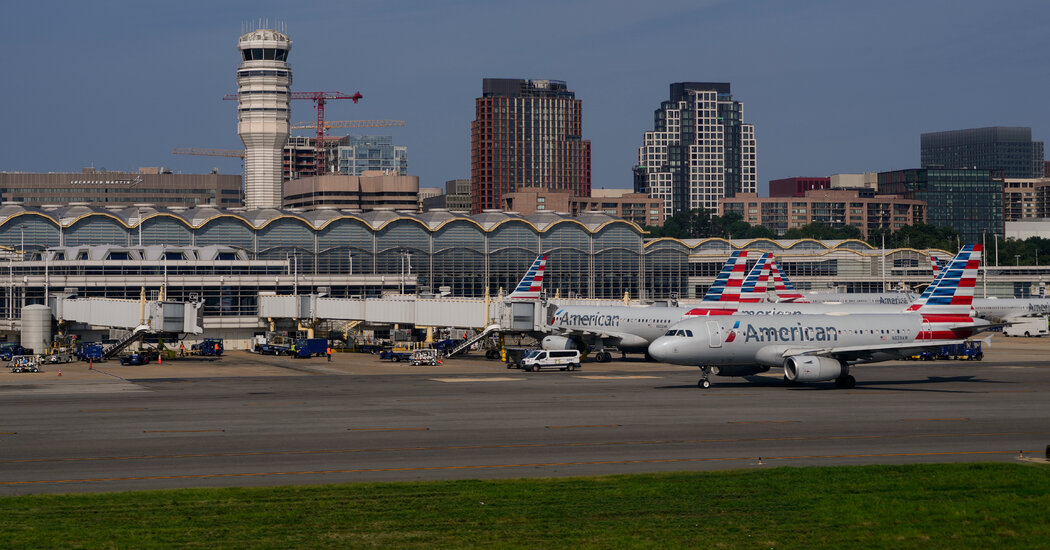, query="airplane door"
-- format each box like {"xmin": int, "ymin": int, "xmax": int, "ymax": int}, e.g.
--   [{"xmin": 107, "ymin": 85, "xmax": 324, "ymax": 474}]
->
[
  {"xmin": 707, "ymin": 321, "xmax": 723, "ymax": 348},
  {"xmin": 921, "ymin": 318, "xmax": 931, "ymax": 339}
]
